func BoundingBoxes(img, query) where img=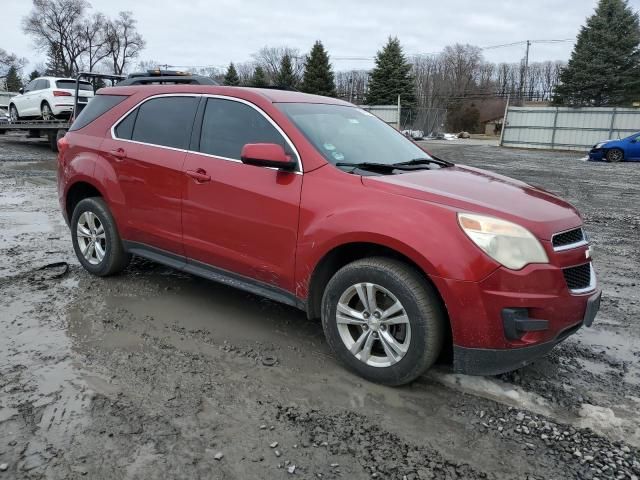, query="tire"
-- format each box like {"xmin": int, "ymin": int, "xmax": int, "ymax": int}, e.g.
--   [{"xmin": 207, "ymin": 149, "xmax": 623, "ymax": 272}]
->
[
  {"xmin": 41, "ymin": 101, "xmax": 54, "ymax": 121},
  {"xmin": 321, "ymin": 257, "xmax": 445, "ymax": 386},
  {"xmin": 9, "ymin": 104, "xmax": 19, "ymax": 122},
  {"xmin": 71, "ymin": 197, "xmax": 130, "ymax": 276},
  {"xmin": 606, "ymin": 148, "xmax": 624, "ymax": 163}
]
